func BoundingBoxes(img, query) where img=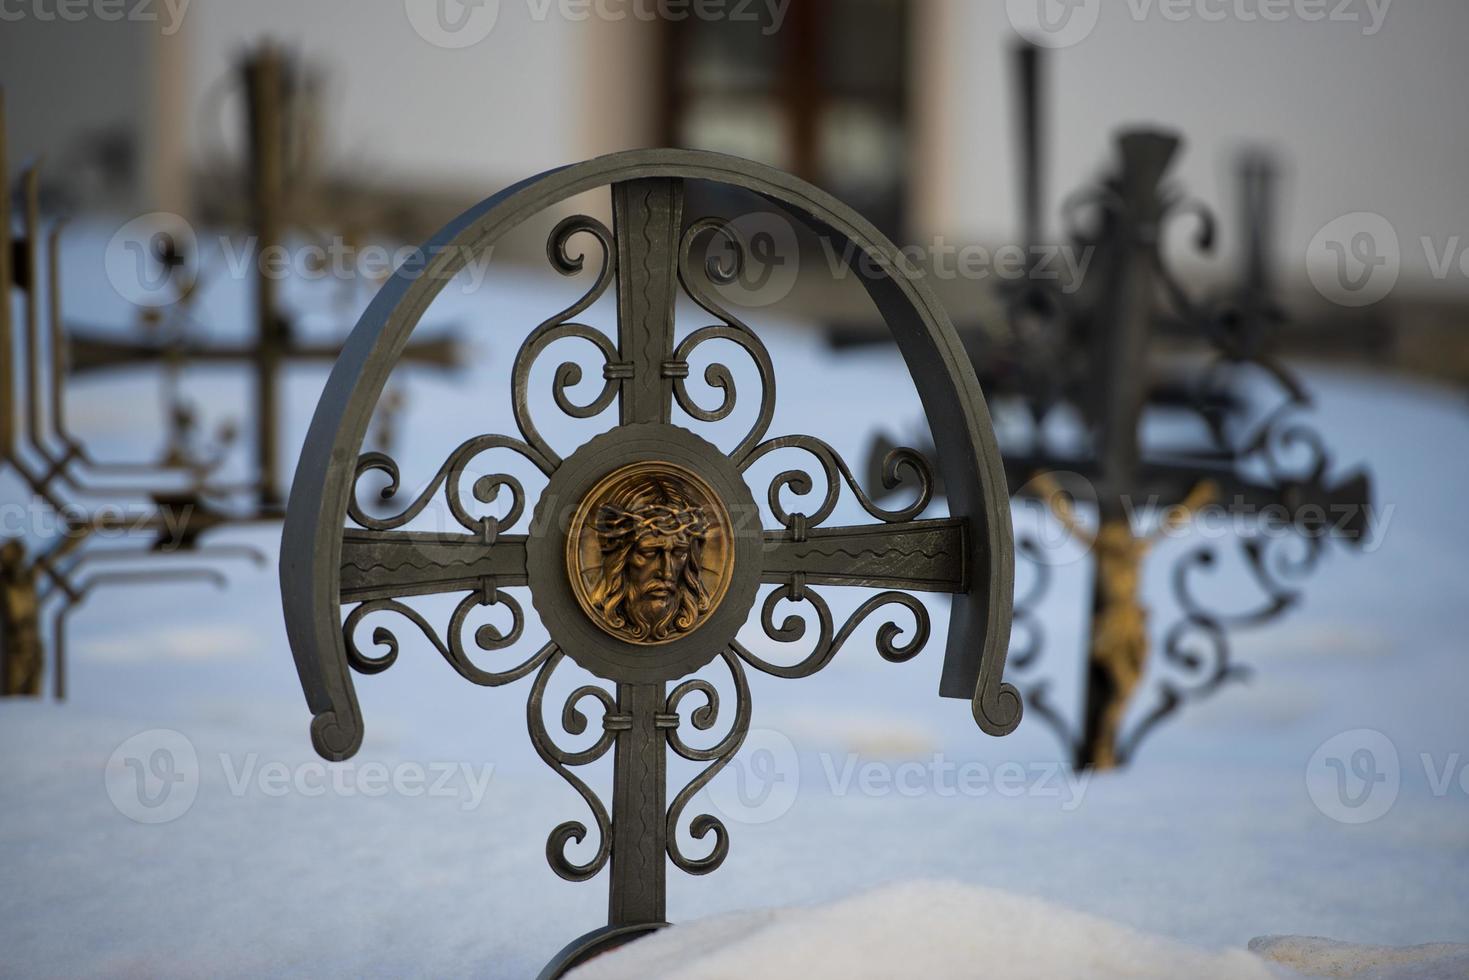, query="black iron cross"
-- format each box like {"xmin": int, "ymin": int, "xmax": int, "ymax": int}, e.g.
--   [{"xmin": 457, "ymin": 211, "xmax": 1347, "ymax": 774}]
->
[
  {"xmin": 61, "ymin": 48, "xmax": 458, "ymax": 510},
  {"xmin": 1001, "ymin": 127, "xmax": 1370, "ymax": 770},
  {"xmin": 979, "ymin": 45, "xmax": 1369, "ymax": 769},
  {"xmin": 282, "ymin": 152, "xmax": 1018, "ymax": 977},
  {"xmin": 0, "ymin": 93, "xmax": 263, "ymax": 699},
  {"xmin": 867, "ymin": 46, "xmax": 1370, "ymax": 770}
]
